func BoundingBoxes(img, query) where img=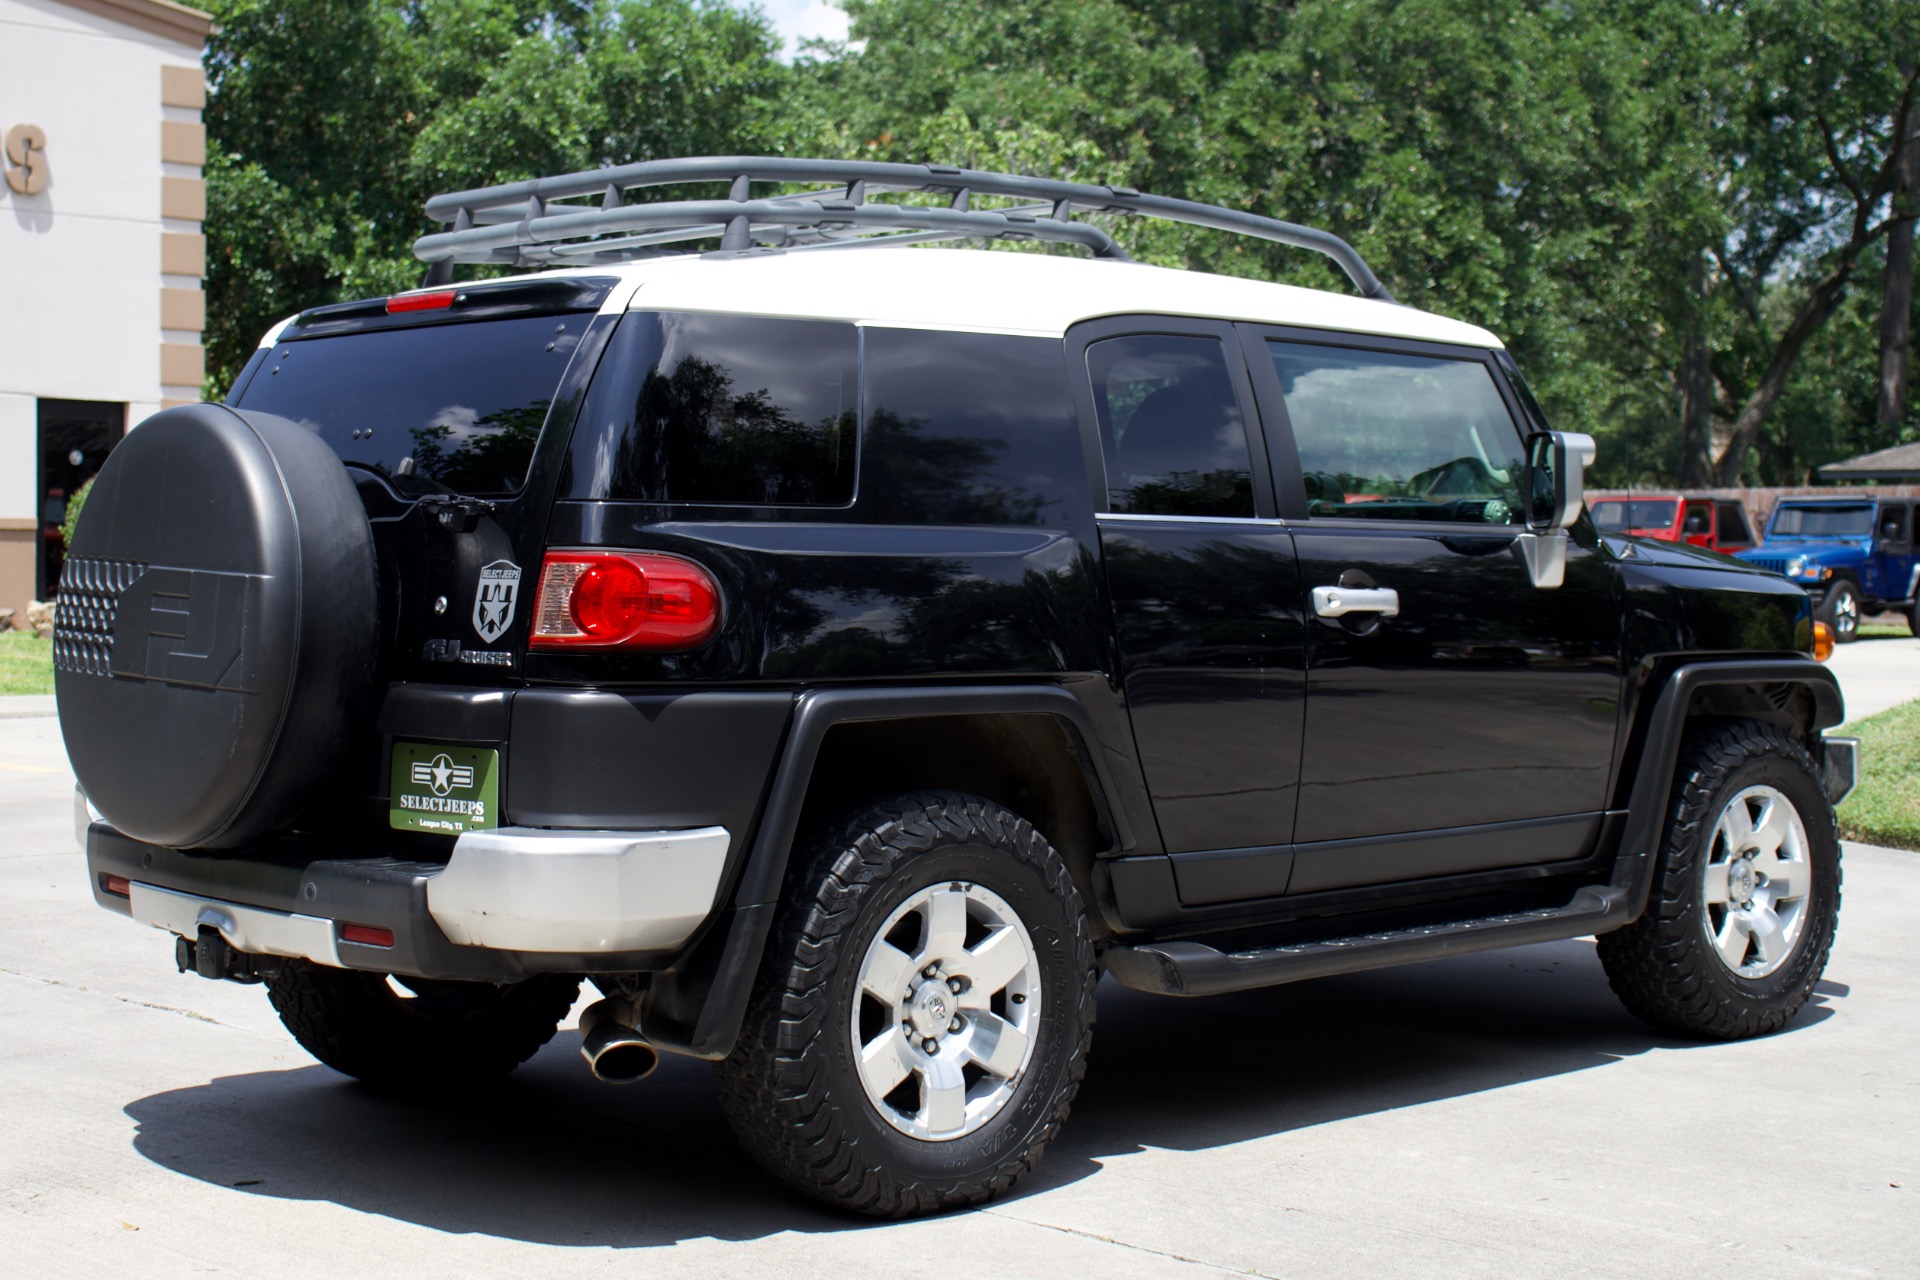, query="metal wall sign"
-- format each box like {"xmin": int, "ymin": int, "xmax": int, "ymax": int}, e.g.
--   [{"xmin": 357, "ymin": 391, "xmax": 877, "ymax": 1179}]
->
[{"xmin": 4, "ymin": 124, "xmax": 48, "ymax": 196}]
